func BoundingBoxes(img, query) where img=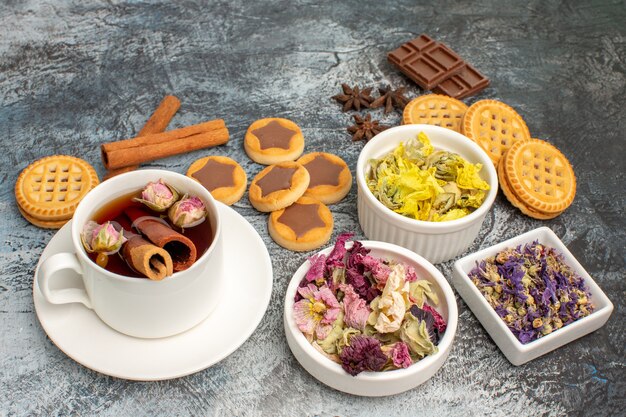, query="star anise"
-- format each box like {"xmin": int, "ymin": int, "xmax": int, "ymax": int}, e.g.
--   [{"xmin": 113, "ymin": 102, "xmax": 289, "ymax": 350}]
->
[
  {"xmin": 347, "ymin": 114, "xmax": 390, "ymax": 142},
  {"xmin": 369, "ymin": 86, "xmax": 410, "ymax": 114},
  {"xmin": 332, "ymin": 83, "xmax": 374, "ymax": 112}
]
